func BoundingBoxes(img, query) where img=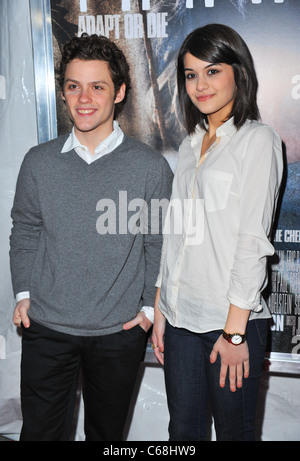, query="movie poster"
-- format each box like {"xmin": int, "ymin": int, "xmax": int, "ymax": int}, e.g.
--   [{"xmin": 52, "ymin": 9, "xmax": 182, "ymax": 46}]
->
[{"xmin": 50, "ymin": 0, "xmax": 300, "ymax": 358}]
